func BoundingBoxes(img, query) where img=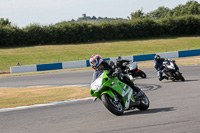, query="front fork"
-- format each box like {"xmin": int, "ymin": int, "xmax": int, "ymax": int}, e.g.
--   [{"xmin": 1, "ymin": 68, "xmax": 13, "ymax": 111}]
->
[{"xmin": 113, "ymin": 92, "xmax": 120, "ymax": 104}]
